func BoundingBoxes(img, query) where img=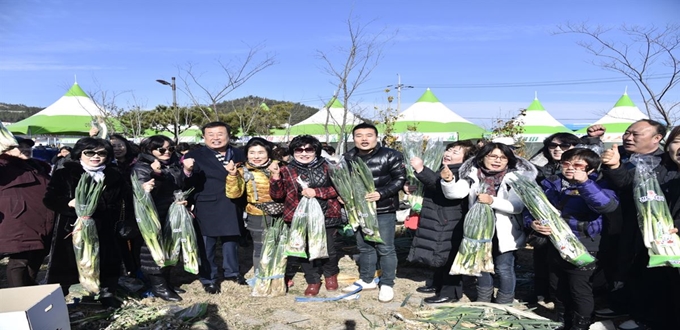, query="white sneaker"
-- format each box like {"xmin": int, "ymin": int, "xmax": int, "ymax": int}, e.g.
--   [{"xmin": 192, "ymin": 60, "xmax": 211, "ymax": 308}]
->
[
  {"xmin": 378, "ymin": 285, "xmax": 394, "ymax": 302},
  {"xmin": 341, "ymin": 279, "xmax": 377, "ymax": 292}
]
